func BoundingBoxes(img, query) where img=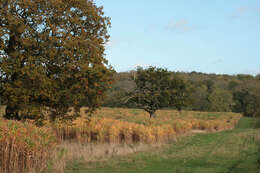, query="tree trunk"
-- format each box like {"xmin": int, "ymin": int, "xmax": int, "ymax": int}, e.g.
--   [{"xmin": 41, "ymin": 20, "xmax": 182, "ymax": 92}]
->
[
  {"xmin": 149, "ymin": 111, "xmax": 157, "ymax": 118},
  {"xmin": 4, "ymin": 104, "xmax": 20, "ymax": 120}
]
